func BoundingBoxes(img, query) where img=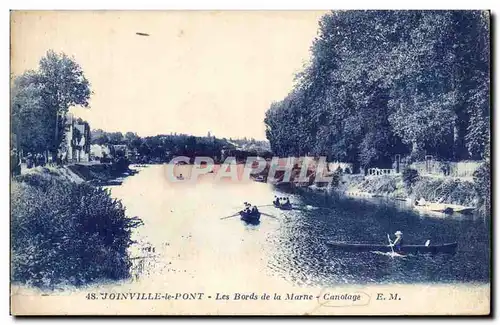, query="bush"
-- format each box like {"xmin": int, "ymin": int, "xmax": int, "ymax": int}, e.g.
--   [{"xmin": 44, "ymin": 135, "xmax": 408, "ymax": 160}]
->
[
  {"xmin": 402, "ymin": 168, "xmax": 419, "ymax": 189},
  {"xmin": 11, "ymin": 173, "xmax": 143, "ymax": 288},
  {"xmin": 112, "ymin": 157, "xmax": 130, "ymax": 174},
  {"xmin": 473, "ymin": 161, "xmax": 491, "ymax": 216},
  {"xmin": 411, "ymin": 177, "xmax": 476, "ymax": 207},
  {"xmin": 330, "ymin": 171, "xmax": 341, "ymax": 187}
]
